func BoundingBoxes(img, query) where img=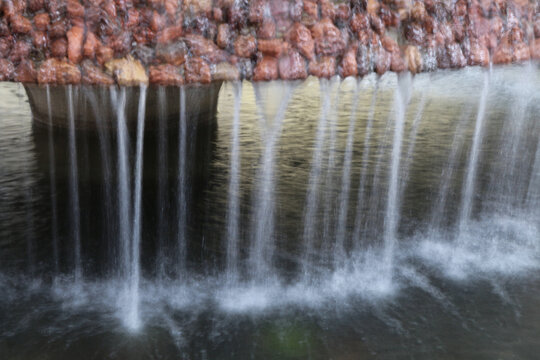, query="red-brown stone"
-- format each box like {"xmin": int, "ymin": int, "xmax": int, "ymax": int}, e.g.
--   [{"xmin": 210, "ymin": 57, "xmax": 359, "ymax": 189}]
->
[
  {"xmin": 9, "ymin": 41, "xmax": 31, "ymax": 64},
  {"xmin": 340, "ymin": 46, "xmax": 358, "ymax": 78},
  {"xmin": 374, "ymin": 47, "xmax": 391, "ymax": 75},
  {"xmin": 184, "ymin": 57, "xmax": 211, "ymax": 84},
  {"xmin": 38, "ymin": 58, "xmax": 81, "ymax": 84},
  {"xmin": 446, "ymin": 43, "xmax": 466, "ymax": 68},
  {"xmin": 126, "ymin": 8, "xmax": 141, "ymax": 29},
  {"xmin": 335, "ymin": 4, "xmax": 351, "ymax": 23},
  {"xmin": 320, "ymin": 0, "xmax": 336, "ymax": 20},
  {"xmin": 156, "ymin": 25, "xmax": 183, "ymax": 44},
  {"xmin": 249, "ymin": 0, "xmax": 267, "ymax": 24},
  {"xmin": 34, "ymin": 13, "xmax": 50, "ymax": 32},
  {"xmin": 149, "ymin": 64, "xmax": 184, "ymax": 85},
  {"xmin": 369, "ymin": 14, "xmax": 385, "ymax": 36},
  {"xmin": 253, "ymin": 56, "xmax": 278, "ymax": 81},
  {"xmin": 288, "ymin": 22, "xmax": 315, "ymax": 60},
  {"xmin": 67, "ymin": 26, "xmax": 84, "ymax": 64},
  {"xmin": 67, "ymin": 0, "xmax": 85, "ymax": 19},
  {"xmin": 156, "ymin": 42, "xmax": 187, "ymax": 66},
  {"xmin": 308, "ymin": 56, "xmax": 336, "ymax": 78},
  {"xmin": 492, "ymin": 40, "xmax": 513, "ymax": 65},
  {"xmin": 235, "ymin": 35, "xmax": 257, "ymax": 58},
  {"xmin": 81, "ymin": 60, "xmax": 115, "ymax": 85},
  {"xmin": 534, "ymin": 18, "xmax": 540, "ymax": 39},
  {"xmin": 51, "ymin": 38, "xmax": 68, "ymax": 58},
  {"xmin": 14, "ymin": 60, "xmax": 37, "ymax": 83},
  {"xmin": 96, "ymin": 46, "xmax": 114, "ymax": 65},
  {"xmin": 83, "ymin": 32, "xmax": 100, "ymax": 59},
  {"xmin": 278, "ymin": 50, "xmax": 307, "ymax": 80},
  {"xmin": 217, "ymin": 24, "xmax": 231, "ymax": 49},
  {"xmin": 10, "ymin": 15, "xmax": 32, "ymax": 34},
  {"xmin": 185, "ymin": 34, "xmax": 228, "ymax": 63},
  {"xmin": 0, "ymin": 38, "xmax": 11, "ymax": 58},
  {"xmin": 532, "ymin": 39, "xmax": 540, "ymax": 60},
  {"xmin": 32, "ymin": 30, "xmax": 48, "ymax": 49},
  {"xmin": 513, "ymin": 42, "xmax": 530, "ymax": 63},
  {"xmin": 311, "ymin": 18, "xmax": 346, "ymax": 56},
  {"xmin": 258, "ymin": 39, "xmax": 289, "ymax": 57},
  {"xmin": 302, "ymin": 0, "xmax": 319, "ymax": 26},
  {"xmin": 28, "ymin": 0, "xmax": 45, "ymax": 12},
  {"xmin": 468, "ymin": 40, "xmax": 490, "ymax": 66},
  {"xmin": 49, "ymin": 20, "xmax": 67, "ymax": 38},
  {"xmin": 258, "ymin": 20, "xmax": 276, "ymax": 40},
  {"xmin": 0, "ymin": 59, "xmax": 15, "ymax": 81}
]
